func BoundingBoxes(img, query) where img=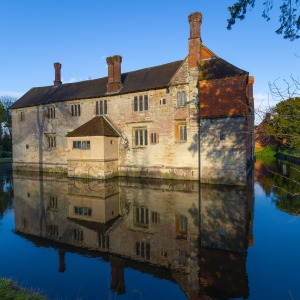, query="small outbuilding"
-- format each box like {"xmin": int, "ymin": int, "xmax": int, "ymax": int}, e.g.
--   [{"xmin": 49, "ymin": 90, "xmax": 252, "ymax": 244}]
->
[{"xmin": 66, "ymin": 116, "xmax": 120, "ymax": 178}]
